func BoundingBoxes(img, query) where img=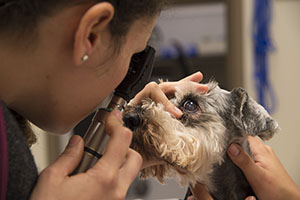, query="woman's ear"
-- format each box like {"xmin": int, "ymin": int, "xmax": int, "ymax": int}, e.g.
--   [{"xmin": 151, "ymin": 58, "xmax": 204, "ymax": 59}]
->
[{"xmin": 73, "ymin": 2, "xmax": 114, "ymax": 65}]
